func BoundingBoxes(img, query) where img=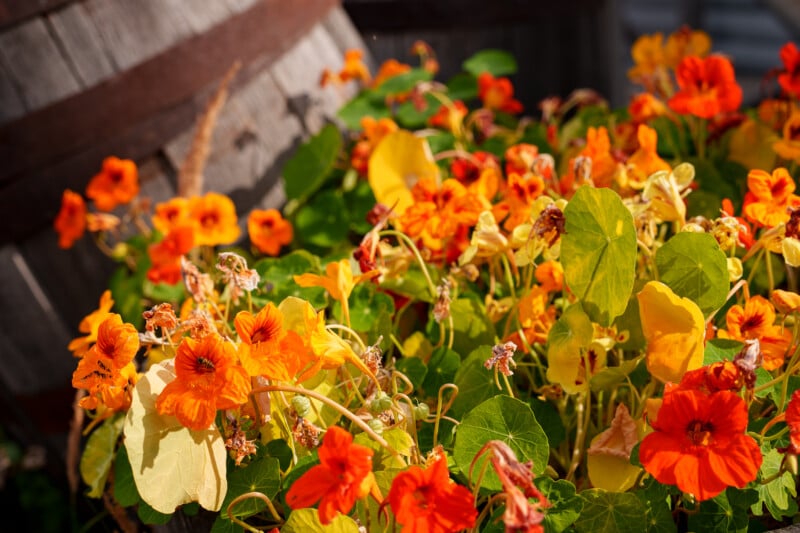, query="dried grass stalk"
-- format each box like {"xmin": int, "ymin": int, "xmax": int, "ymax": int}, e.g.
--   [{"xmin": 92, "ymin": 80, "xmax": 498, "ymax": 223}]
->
[{"xmin": 177, "ymin": 61, "xmax": 242, "ymax": 197}]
